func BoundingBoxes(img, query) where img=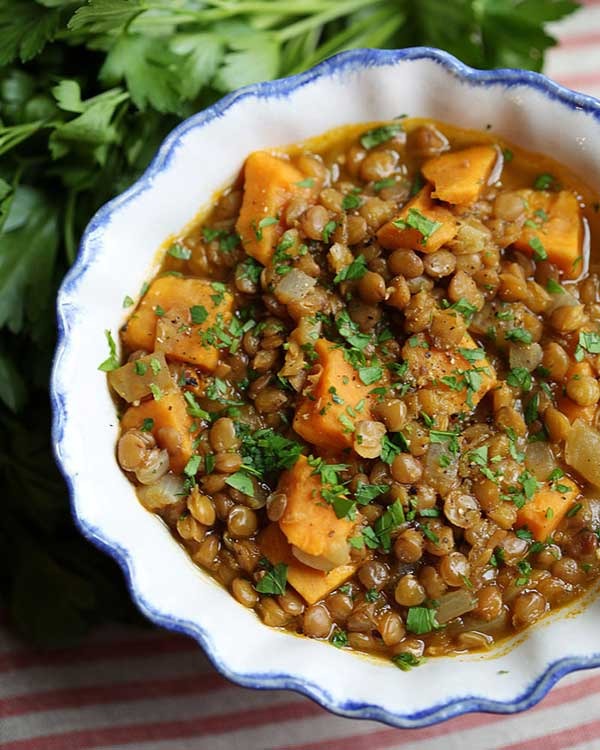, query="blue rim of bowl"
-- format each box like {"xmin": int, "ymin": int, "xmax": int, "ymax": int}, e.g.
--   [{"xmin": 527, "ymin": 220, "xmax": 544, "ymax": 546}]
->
[{"xmin": 51, "ymin": 46, "xmax": 600, "ymax": 728}]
